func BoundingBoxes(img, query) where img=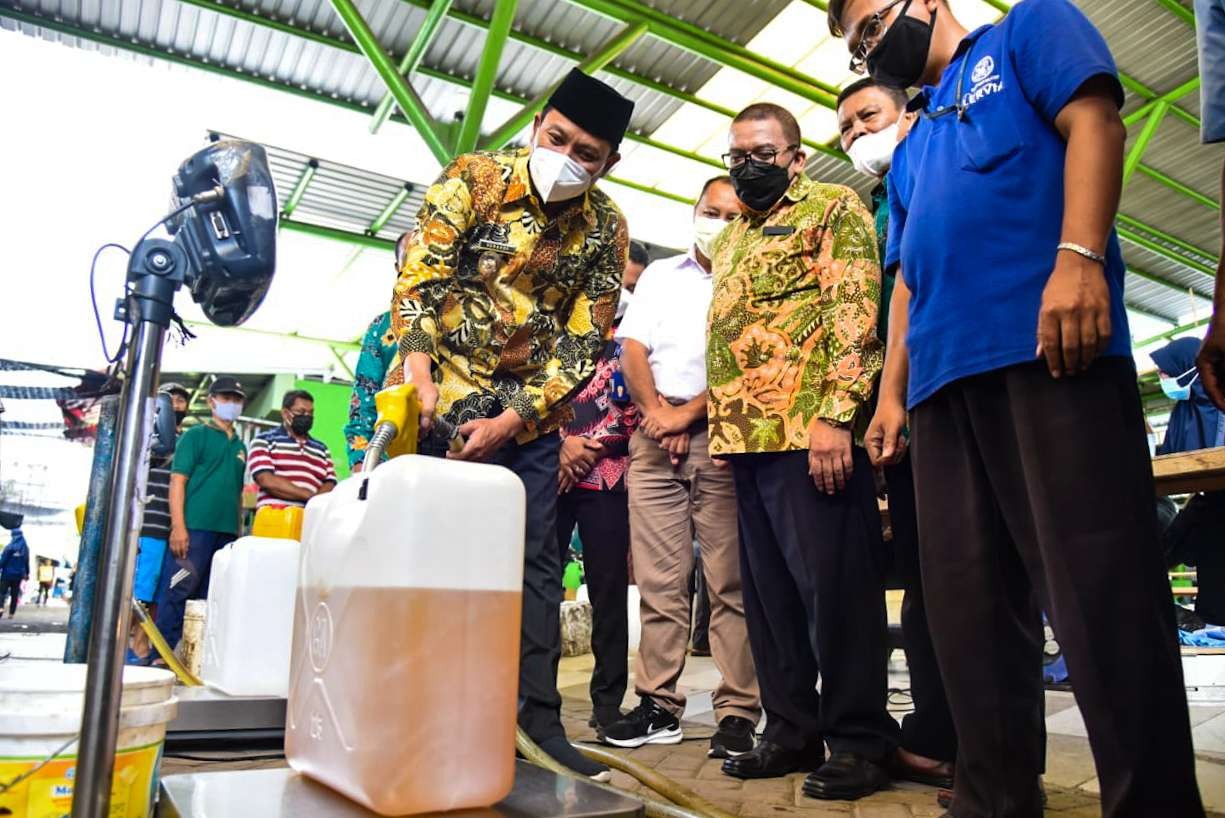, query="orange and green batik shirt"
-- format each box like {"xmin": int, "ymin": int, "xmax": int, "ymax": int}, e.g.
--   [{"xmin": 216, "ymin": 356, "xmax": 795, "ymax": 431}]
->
[
  {"xmin": 387, "ymin": 147, "xmax": 629, "ymax": 442},
  {"xmin": 706, "ymin": 172, "xmax": 883, "ymax": 456}
]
